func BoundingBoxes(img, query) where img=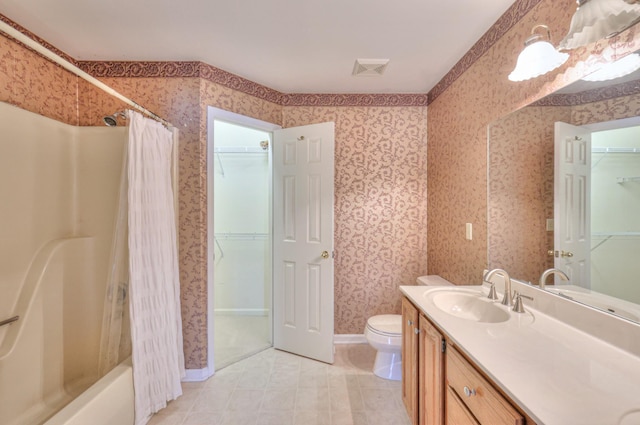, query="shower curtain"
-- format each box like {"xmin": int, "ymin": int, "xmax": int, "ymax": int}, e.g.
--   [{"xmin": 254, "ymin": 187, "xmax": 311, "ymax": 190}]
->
[{"xmin": 127, "ymin": 111, "xmax": 184, "ymax": 425}]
